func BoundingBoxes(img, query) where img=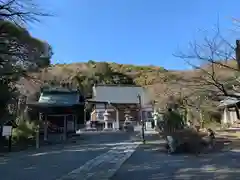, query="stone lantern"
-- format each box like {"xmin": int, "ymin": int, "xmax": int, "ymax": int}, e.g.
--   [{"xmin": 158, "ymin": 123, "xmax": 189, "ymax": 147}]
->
[
  {"xmin": 125, "ymin": 114, "xmax": 130, "ymax": 121},
  {"xmin": 103, "ymin": 109, "xmax": 110, "ymax": 129},
  {"xmin": 152, "ymin": 109, "xmax": 159, "ymax": 127},
  {"xmin": 124, "ymin": 109, "xmax": 131, "ymax": 122}
]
